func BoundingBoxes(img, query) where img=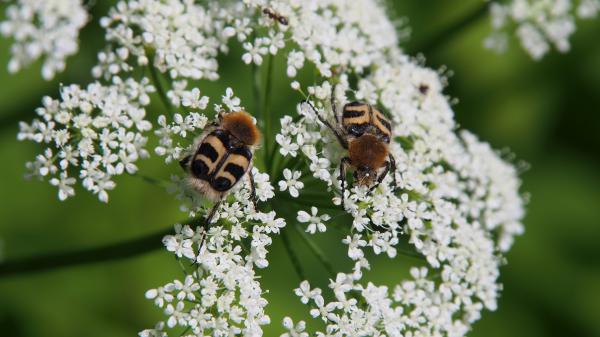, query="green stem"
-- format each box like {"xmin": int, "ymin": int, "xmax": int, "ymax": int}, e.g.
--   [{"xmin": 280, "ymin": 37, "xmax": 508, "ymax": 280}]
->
[
  {"xmin": 148, "ymin": 64, "xmax": 172, "ymax": 113},
  {"xmin": 294, "ymin": 225, "xmax": 336, "ymax": 278},
  {"xmin": 178, "ymin": 326, "xmax": 192, "ymax": 337},
  {"xmin": 287, "ymin": 198, "xmax": 341, "ymax": 211},
  {"xmin": 132, "ymin": 173, "xmax": 168, "ymax": 188},
  {"xmin": 410, "ymin": 2, "xmax": 490, "ymax": 56},
  {"xmin": 395, "ymin": 240, "xmax": 426, "ymax": 260},
  {"xmin": 0, "ymin": 227, "xmax": 171, "ymax": 278},
  {"xmin": 280, "ymin": 228, "xmax": 306, "ymax": 281},
  {"xmin": 263, "ymin": 54, "xmax": 276, "ymax": 171},
  {"xmin": 0, "ymin": 218, "xmax": 201, "ymax": 278},
  {"xmin": 177, "ymin": 257, "xmax": 189, "ymax": 276},
  {"xmin": 251, "ymin": 62, "xmax": 262, "ymax": 120}
]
